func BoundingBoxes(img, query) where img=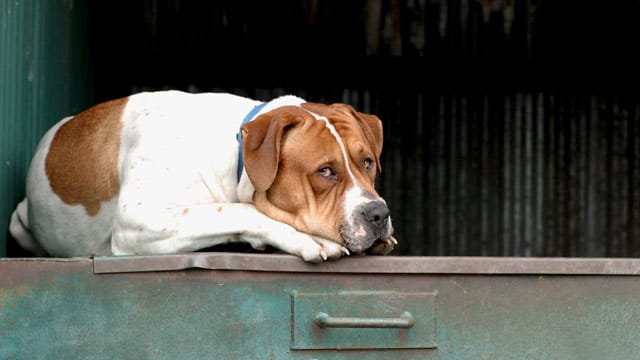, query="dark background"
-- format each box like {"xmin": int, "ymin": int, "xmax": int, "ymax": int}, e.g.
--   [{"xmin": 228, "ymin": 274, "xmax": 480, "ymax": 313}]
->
[
  {"xmin": 86, "ymin": 0, "xmax": 640, "ymax": 257},
  {"xmin": 89, "ymin": 0, "xmax": 640, "ymax": 96}
]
